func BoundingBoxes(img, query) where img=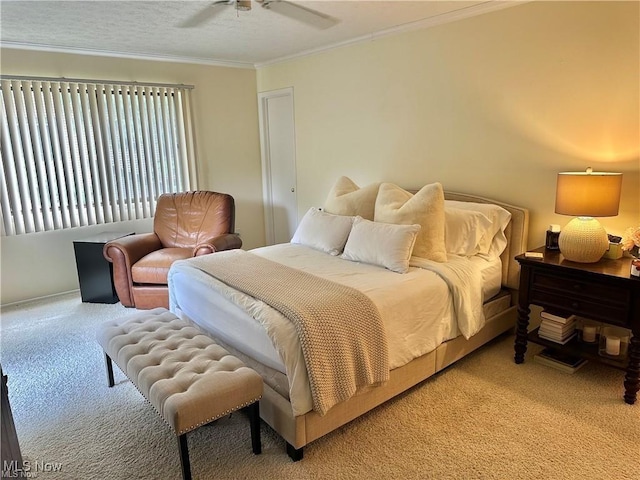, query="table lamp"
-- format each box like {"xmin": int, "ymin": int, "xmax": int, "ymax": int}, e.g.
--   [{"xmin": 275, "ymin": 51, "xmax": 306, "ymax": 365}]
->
[{"xmin": 555, "ymin": 168, "xmax": 622, "ymax": 263}]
